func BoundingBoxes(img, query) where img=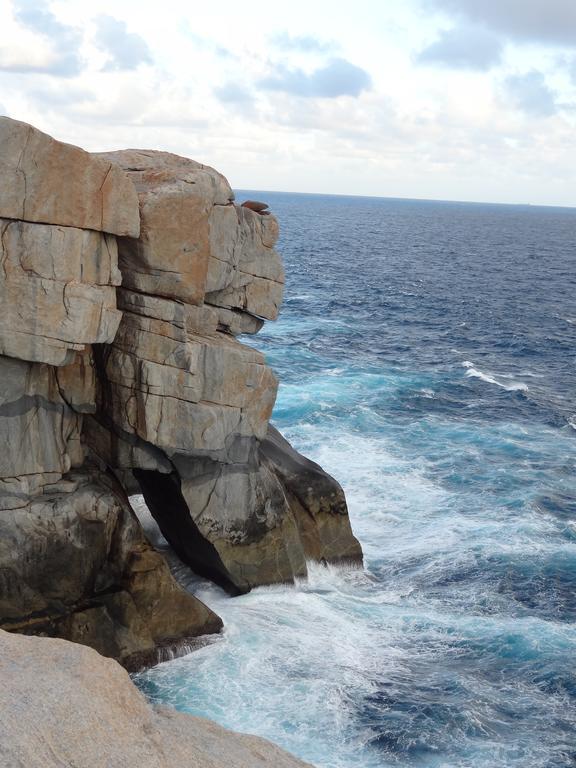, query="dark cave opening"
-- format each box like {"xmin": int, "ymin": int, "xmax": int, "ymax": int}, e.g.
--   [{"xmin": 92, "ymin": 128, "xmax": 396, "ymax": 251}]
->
[{"xmin": 132, "ymin": 468, "xmax": 247, "ymax": 597}]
